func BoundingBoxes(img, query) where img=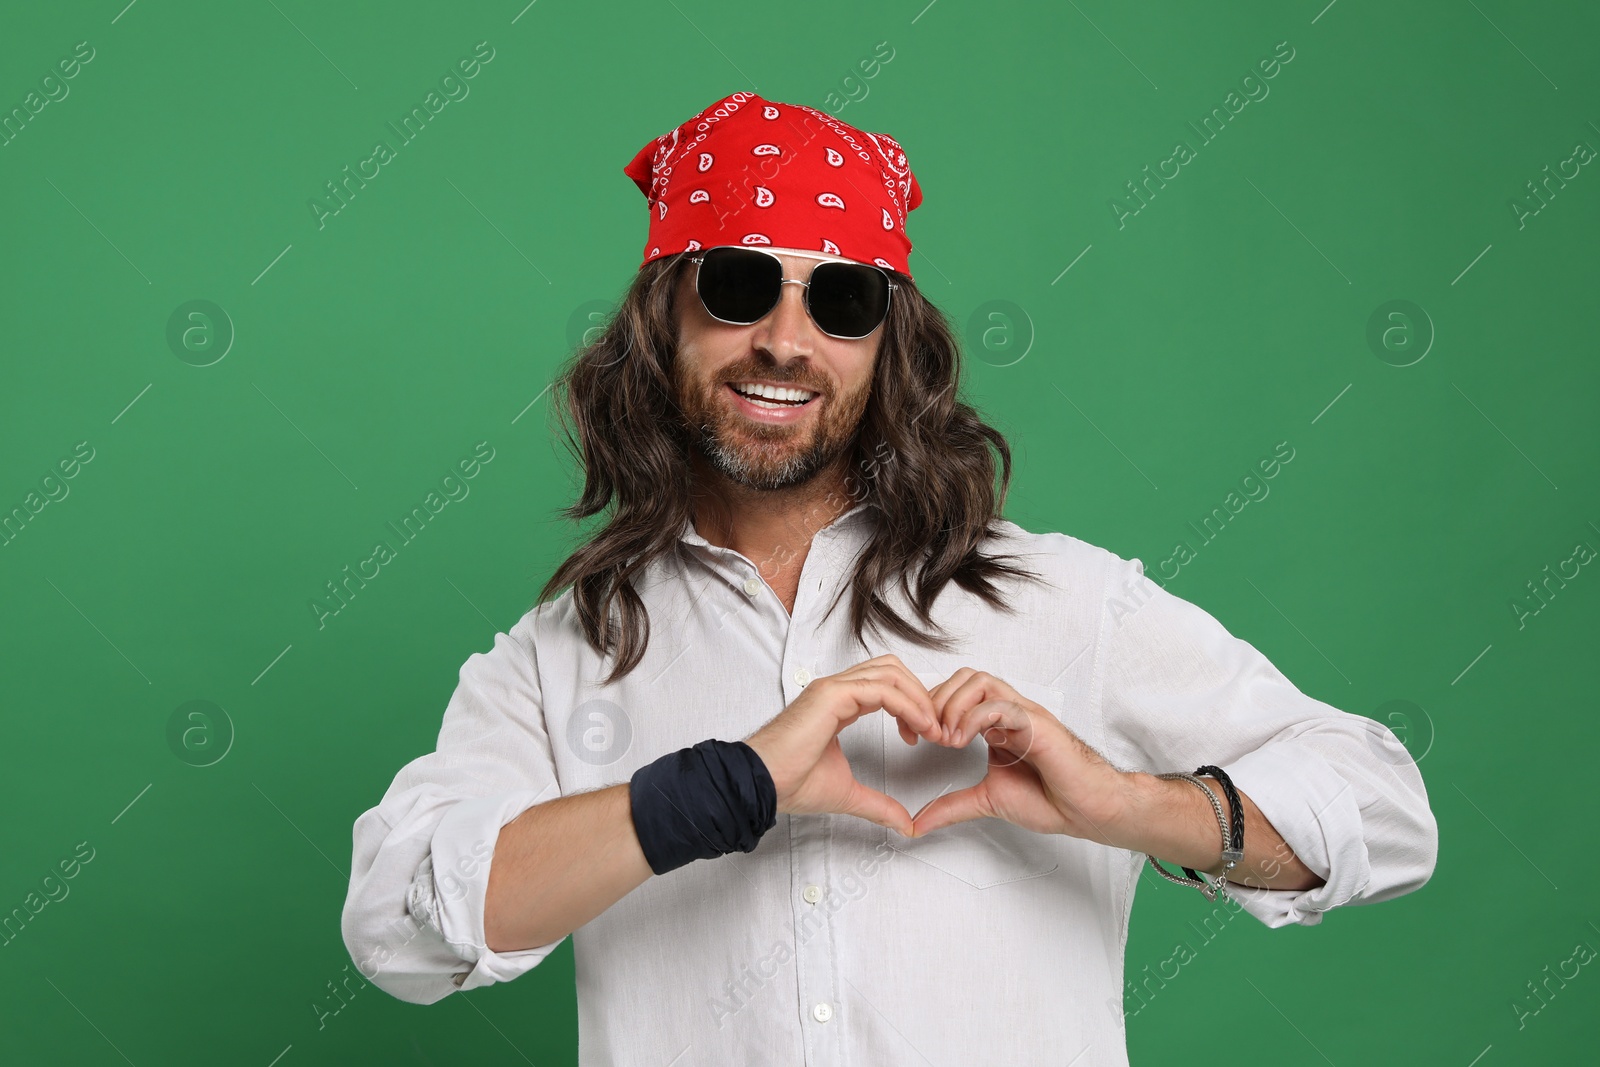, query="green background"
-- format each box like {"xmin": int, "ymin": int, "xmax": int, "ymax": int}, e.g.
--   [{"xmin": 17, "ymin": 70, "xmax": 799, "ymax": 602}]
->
[{"xmin": 2, "ymin": 0, "xmax": 1596, "ymax": 1063}]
